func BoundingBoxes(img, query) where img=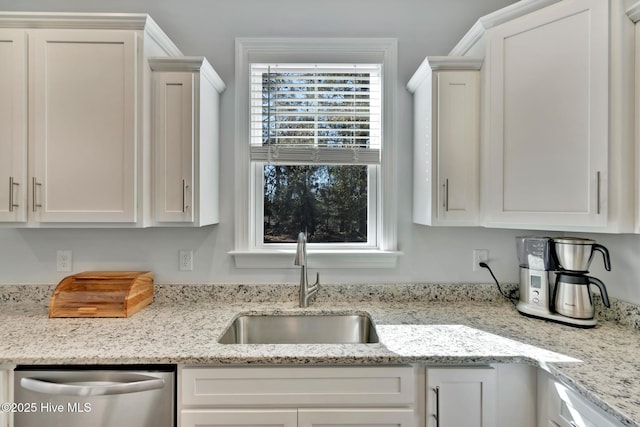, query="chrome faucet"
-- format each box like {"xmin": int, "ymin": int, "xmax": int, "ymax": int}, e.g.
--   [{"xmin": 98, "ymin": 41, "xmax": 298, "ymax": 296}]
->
[{"xmin": 294, "ymin": 232, "xmax": 320, "ymax": 307}]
